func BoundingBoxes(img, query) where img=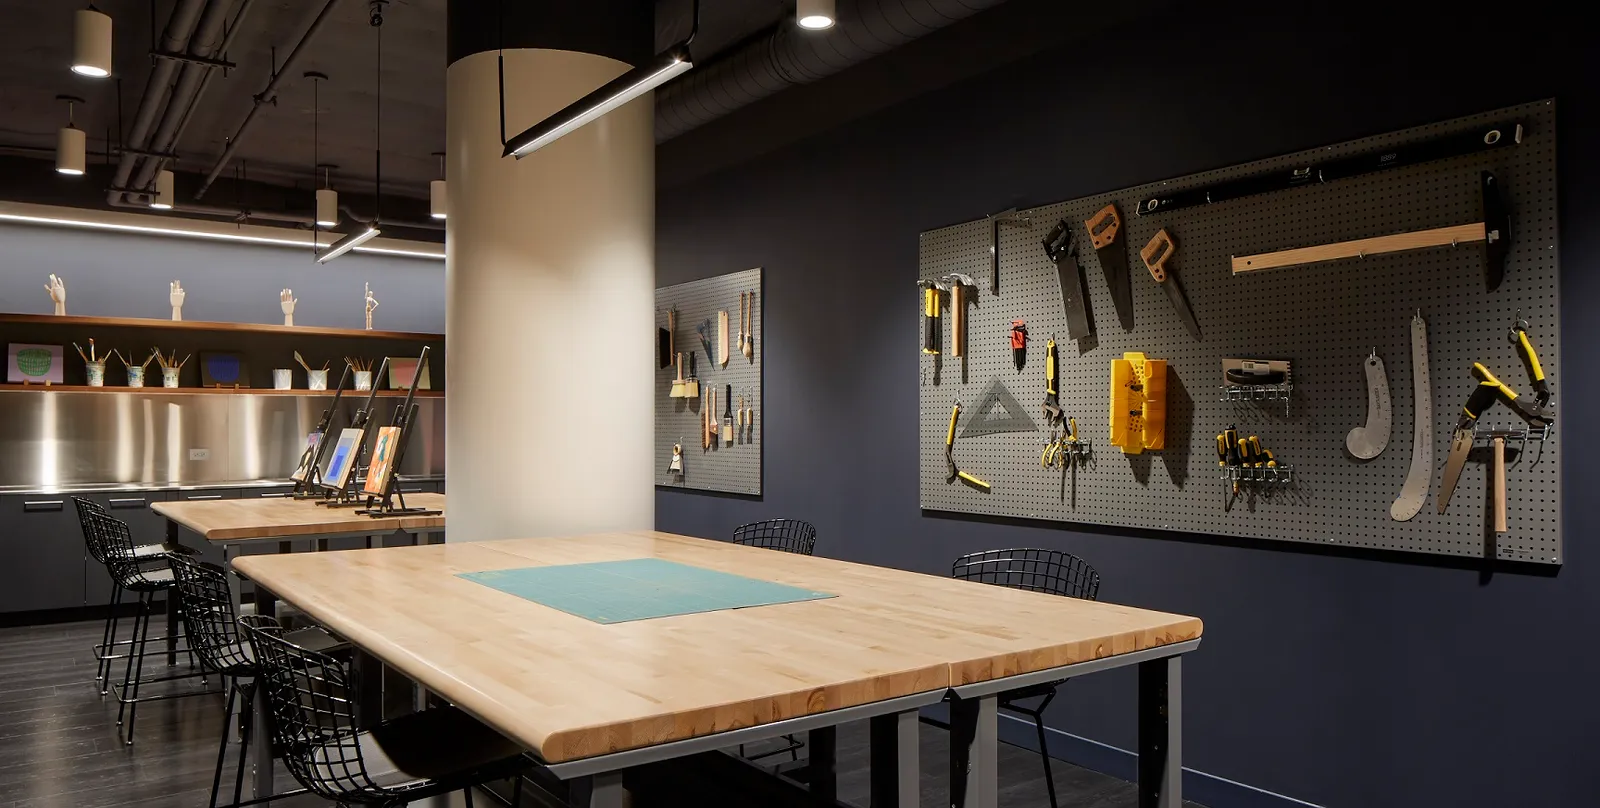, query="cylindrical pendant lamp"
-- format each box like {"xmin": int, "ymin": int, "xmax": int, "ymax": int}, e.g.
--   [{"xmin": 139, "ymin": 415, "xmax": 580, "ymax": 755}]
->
[
  {"xmin": 150, "ymin": 169, "xmax": 175, "ymax": 209},
  {"xmin": 316, "ymin": 188, "xmax": 339, "ymax": 228},
  {"xmin": 73, "ymin": 7, "xmax": 113, "ymax": 77},
  {"xmin": 797, "ymin": 0, "xmax": 836, "ymax": 30},
  {"xmin": 430, "ymin": 180, "xmax": 448, "ymax": 220},
  {"xmin": 56, "ymin": 126, "xmax": 87, "ymax": 176}
]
